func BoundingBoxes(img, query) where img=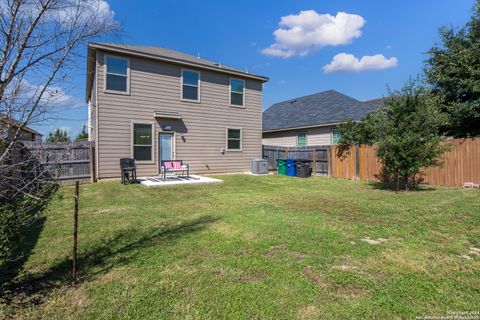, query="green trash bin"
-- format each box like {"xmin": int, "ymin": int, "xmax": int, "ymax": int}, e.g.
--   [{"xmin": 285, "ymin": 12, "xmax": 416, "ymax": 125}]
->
[{"xmin": 276, "ymin": 159, "xmax": 287, "ymax": 175}]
